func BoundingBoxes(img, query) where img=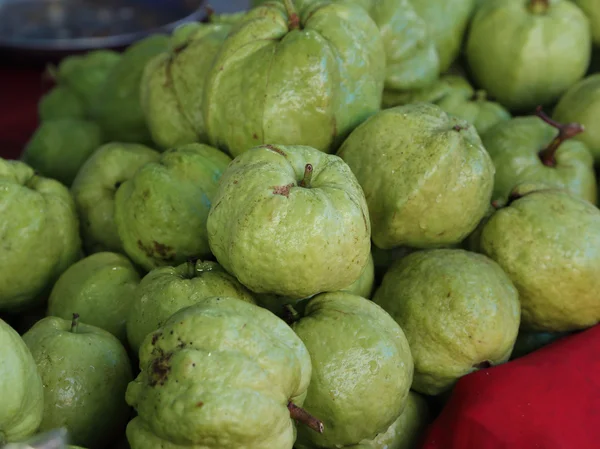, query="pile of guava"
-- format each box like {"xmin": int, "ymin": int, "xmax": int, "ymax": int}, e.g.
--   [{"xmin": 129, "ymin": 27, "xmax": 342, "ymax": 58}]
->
[{"xmin": 2, "ymin": 1, "xmax": 600, "ymax": 448}]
